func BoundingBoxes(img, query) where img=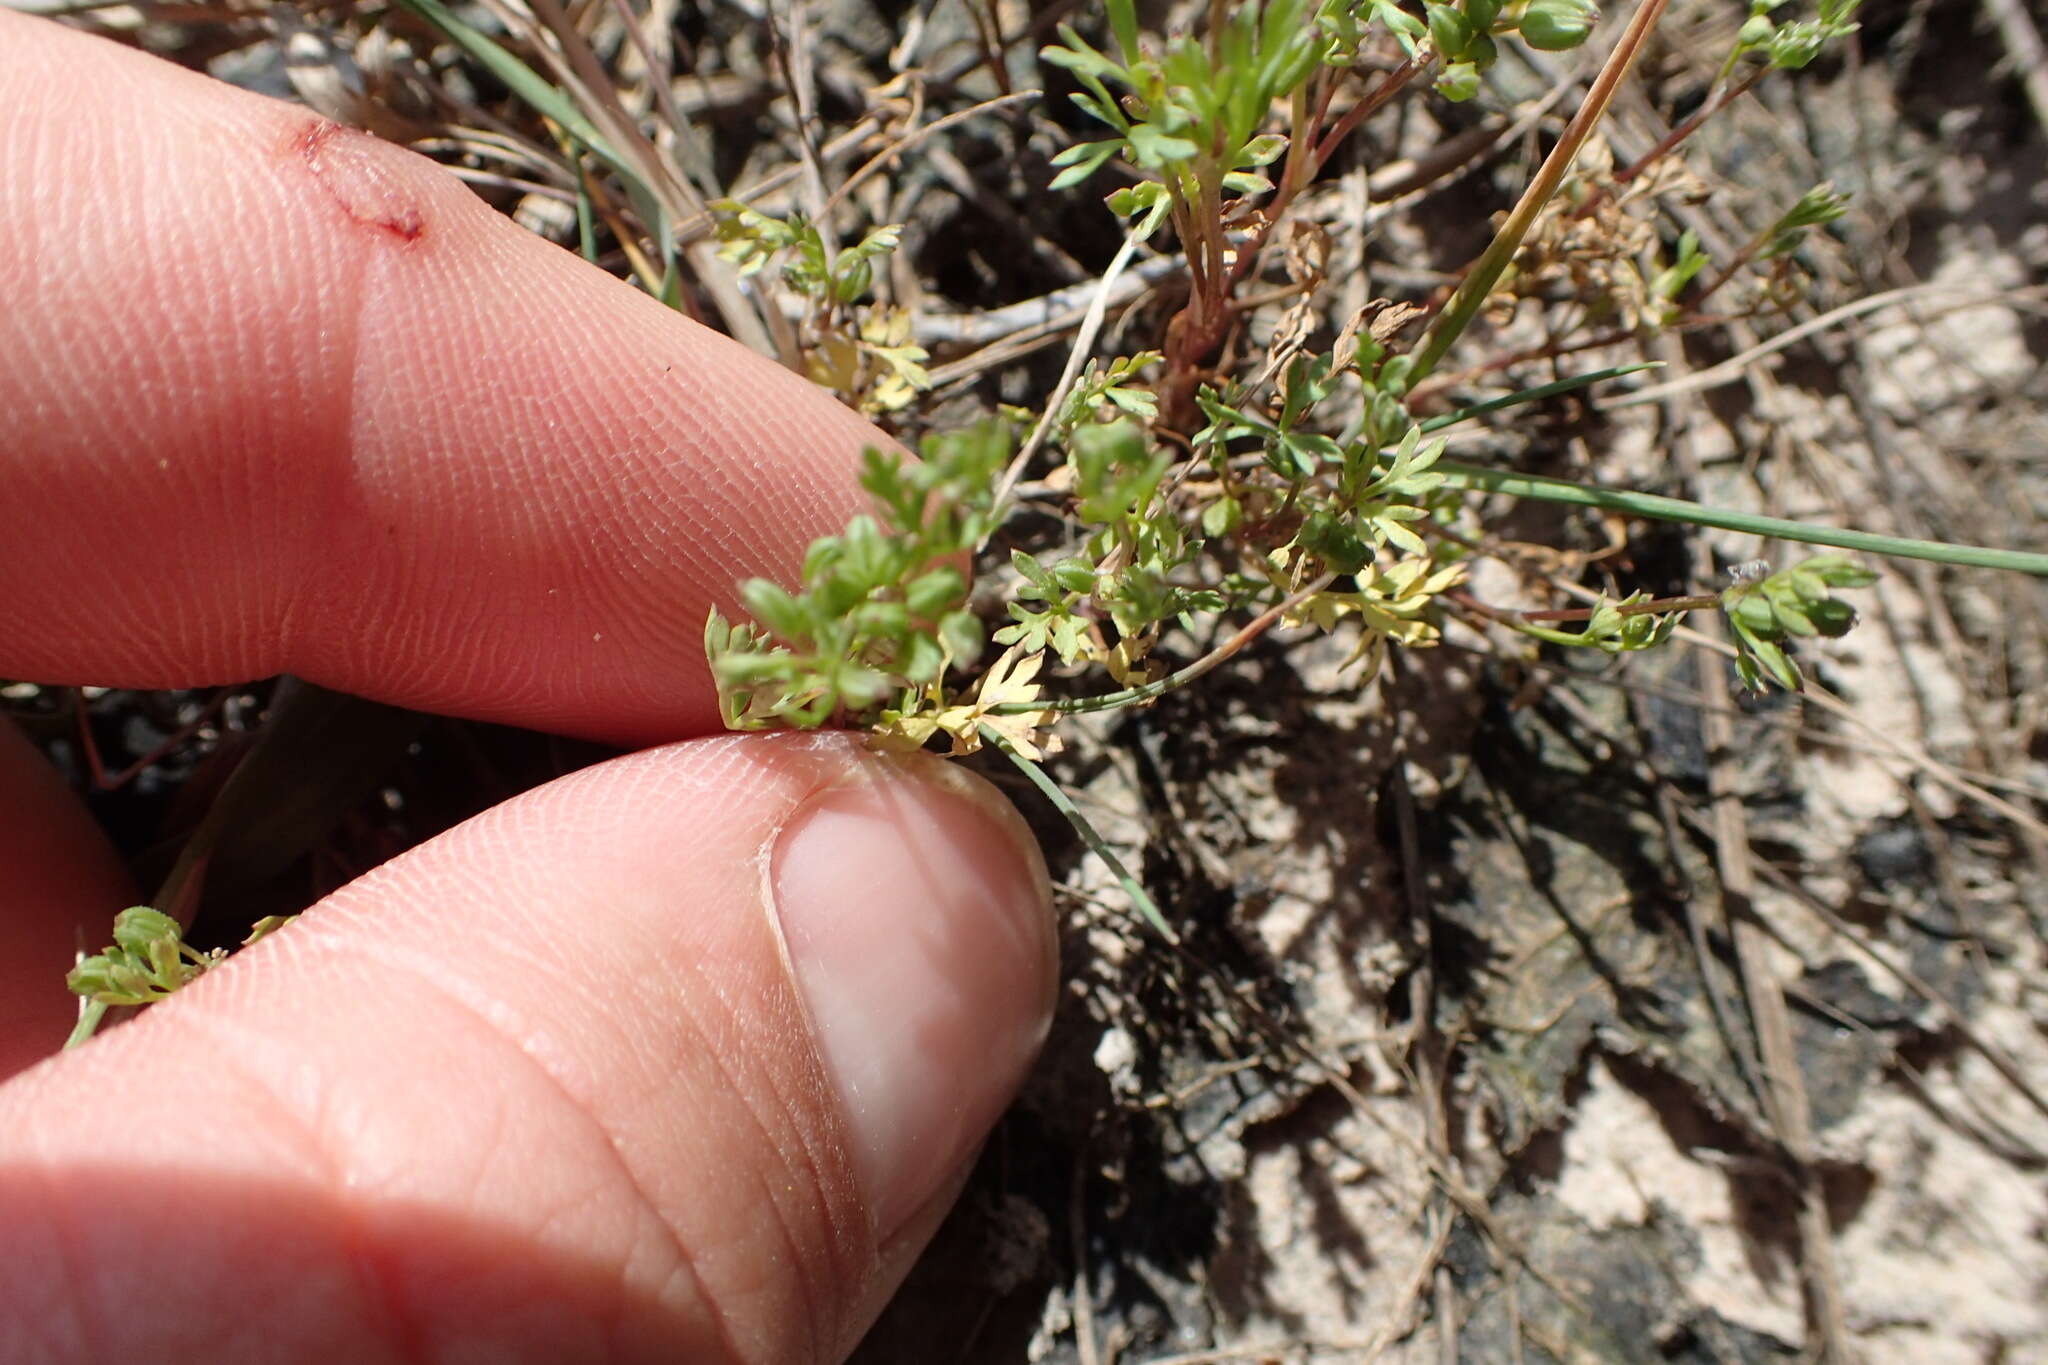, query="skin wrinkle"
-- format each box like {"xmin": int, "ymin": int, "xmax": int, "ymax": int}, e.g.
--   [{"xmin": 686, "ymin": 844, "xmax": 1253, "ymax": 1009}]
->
[
  {"xmin": 321, "ymin": 952, "xmax": 714, "ymax": 1364},
  {"xmin": 0, "ymin": 13, "xmax": 889, "ymax": 740},
  {"xmin": 155, "ymin": 1009, "xmax": 413, "ymax": 1365},
  {"xmin": 271, "ymin": 742, "xmax": 859, "ymax": 1361},
  {"xmin": 604, "ymin": 761, "xmax": 862, "ymax": 1352},
  {"xmin": 181, "ymin": 932, "xmax": 688, "ymax": 1362},
  {"xmin": 283, "ymin": 119, "xmax": 379, "ymax": 673},
  {"xmin": 16, "ymin": 1015, "xmax": 383, "ymax": 1365},
  {"xmin": 180, "ymin": 116, "xmax": 320, "ymax": 681},
  {"xmin": 660, "ymin": 946, "xmax": 846, "ymax": 1363}
]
